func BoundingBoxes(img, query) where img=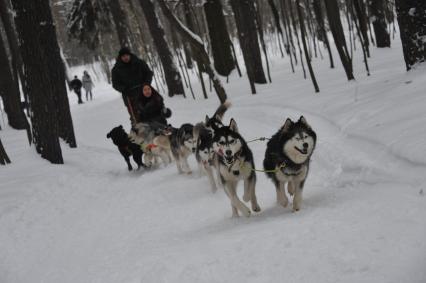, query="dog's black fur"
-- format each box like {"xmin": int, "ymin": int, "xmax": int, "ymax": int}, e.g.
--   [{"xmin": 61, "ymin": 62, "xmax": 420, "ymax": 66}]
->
[
  {"xmin": 263, "ymin": 117, "xmax": 317, "ymax": 184},
  {"xmin": 195, "ymin": 126, "xmax": 214, "ymax": 163},
  {"xmin": 107, "ymin": 125, "xmax": 146, "ymax": 171}
]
